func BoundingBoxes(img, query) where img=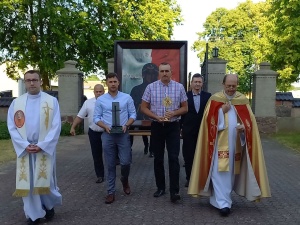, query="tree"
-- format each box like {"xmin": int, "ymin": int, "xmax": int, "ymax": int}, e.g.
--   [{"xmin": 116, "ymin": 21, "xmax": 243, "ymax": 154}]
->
[
  {"xmin": 0, "ymin": 0, "xmax": 182, "ymax": 89},
  {"xmin": 266, "ymin": 0, "xmax": 300, "ymax": 91},
  {"xmin": 86, "ymin": 75, "xmax": 100, "ymax": 81},
  {"xmin": 192, "ymin": 0, "xmax": 271, "ymax": 94}
]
